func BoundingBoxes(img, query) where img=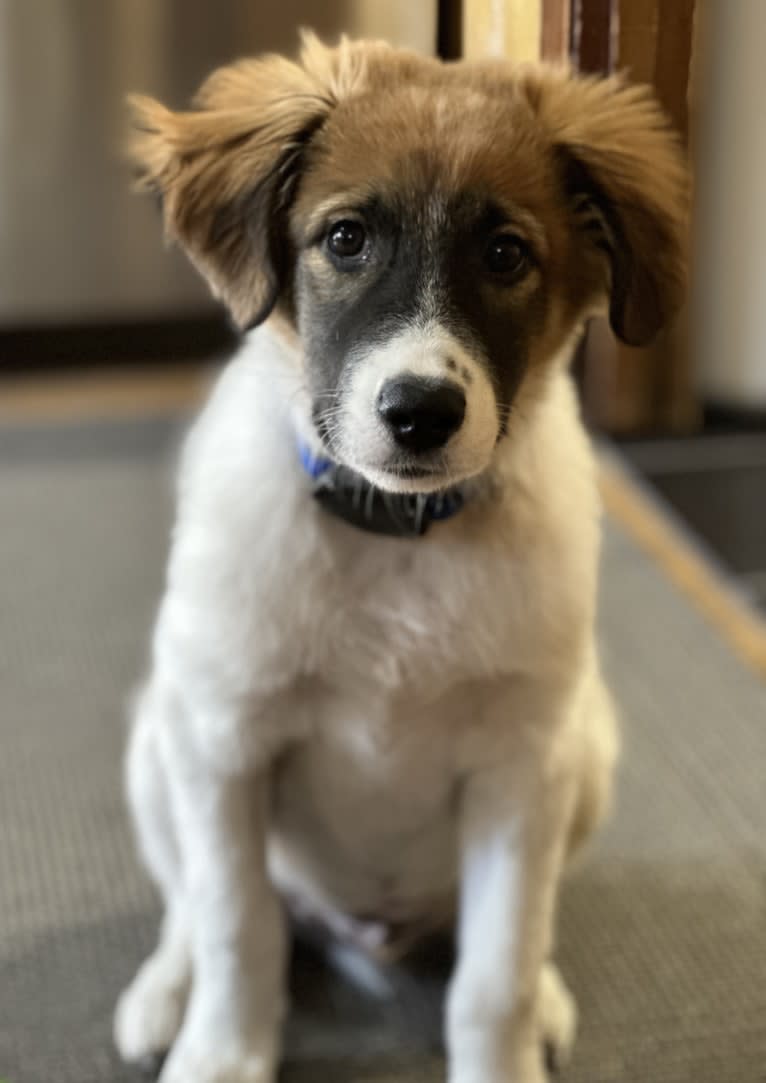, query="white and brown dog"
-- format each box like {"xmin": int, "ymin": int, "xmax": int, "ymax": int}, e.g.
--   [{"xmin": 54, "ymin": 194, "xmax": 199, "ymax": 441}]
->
[{"xmin": 115, "ymin": 34, "xmax": 686, "ymax": 1083}]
